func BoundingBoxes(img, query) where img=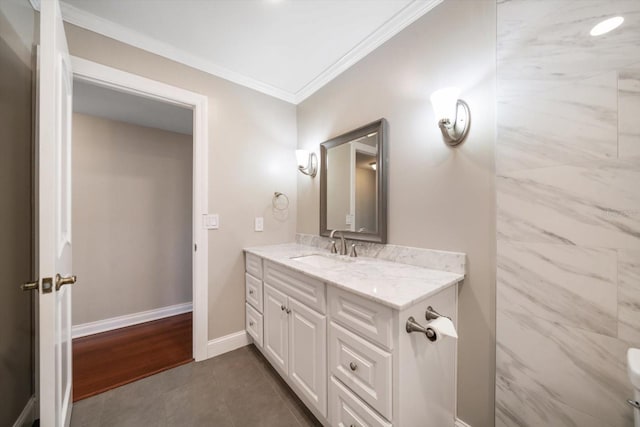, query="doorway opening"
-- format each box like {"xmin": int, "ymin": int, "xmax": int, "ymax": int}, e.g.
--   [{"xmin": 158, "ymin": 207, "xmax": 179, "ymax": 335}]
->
[{"xmin": 69, "ymin": 58, "xmax": 209, "ymax": 400}]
